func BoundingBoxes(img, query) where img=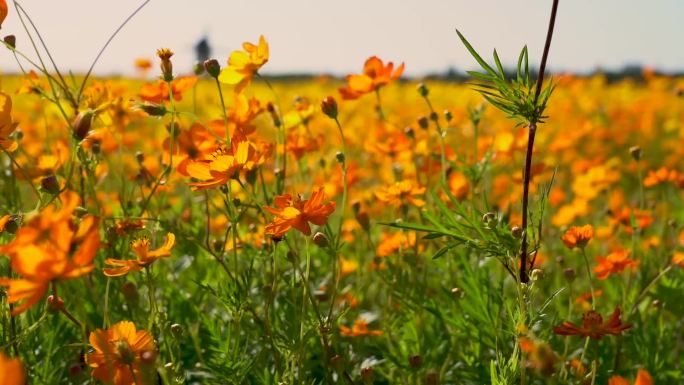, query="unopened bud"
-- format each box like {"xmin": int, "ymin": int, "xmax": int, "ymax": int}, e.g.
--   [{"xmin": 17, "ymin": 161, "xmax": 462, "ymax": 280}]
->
[
  {"xmin": 193, "ymin": 61, "xmax": 205, "ymax": 76},
  {"xmin": 451, "ymin": 287, "xmax": 464, "ymax": 299},
  {"xmin": 170, "ymin": 324, "xmax": 182, "ymax": 336},
  {"xmin": 120, "ymin": 281, "xmax": 139, "ymax": 303},
  {"xmin": 136, "ymin": 102, "xmax": 167, "ymax": 117},
  {"xmin": 404, "ymin": 126, "xmax": 415, "ymax": 139},
  {"xmin": 320, "ymin": 96, "xmax": 338, "ymax": 119},
  {"xmin": 312, "ymin": 232, "xmax": 329, "ymax": 248},
  {"xmin": 141, "ymin": 350, "xmax": 157, "ymax": 365},
  {"xmin": 563, "ymin": 268, "xmax": 576, "ymax": 283},
  {"xmin": 511, "ymin": 226, "xmax": 523, "ymax": 238},
  {"xmin": 41, "ymin": 174, "xmax": 60, "ymax": 194},
  {"xmin": 204, "ymin": 59, "xmax": 221, "ymax": 78},
  {"xmin": 336, "ymin": 151, "xmax": 345, "ymax": 164},
  {"xmin": 361, "ymin": 367, "xmax": 374, "ymax": 384},
  {"xmin": 3, "ymin": 35, "xmax": 16, "ymax": 49},
  {"xmin": 356, "ymin": 211, "xmax": 370, "ymax": 231},
  {"xmin": 418, "ymin": 116, "xmax": 429, "ymax": 129},
  {"xmin": 417, "ymin": 83, "xmax": 429, "ymax": 97},
  {"xmin": 72, "ymin": 110, "xmax": 95, "ymax": 141},
  {"xmin": 629, "ymin": 146, "xmax": 642, "ymax": 161},
  {"xmin": 429, "ymin": 111, "xmax": 438, "ymax": 122},
  {"xmin": 425, "ymin": 371, "xmax": 440, "ymax": 385},
  {"xmin": 156, "ymin": 48, "xmax": 174, "ymax": 81},
  {"xmin": 444, "ymin": 110, "xmax": 453, "ymax": 122},
  {"xmin": 47, "ymin": 295, "xmax": 65, "ymax": 312},
  {"xmin": 3, "ymin": 215, "xmax": 20, "ymax": 234},
  {"xmin": 408, "ymin": 355, "xmax": 423, "ymax": 369}
]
